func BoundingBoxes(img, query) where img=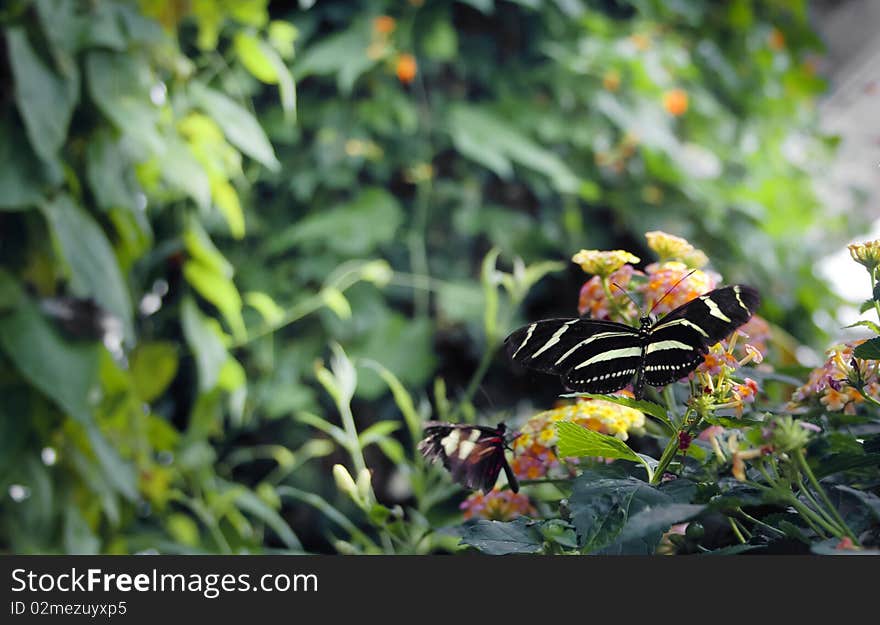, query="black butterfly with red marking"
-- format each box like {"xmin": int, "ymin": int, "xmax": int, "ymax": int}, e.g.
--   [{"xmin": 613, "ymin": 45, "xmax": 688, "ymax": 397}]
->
[
  {"xmin": 418, "ymin": 422, "xmax": 520, "ymax": 493},
  {"xmin": 504, "ymin": 284, "xmax": 760, "ymax": 400}
]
